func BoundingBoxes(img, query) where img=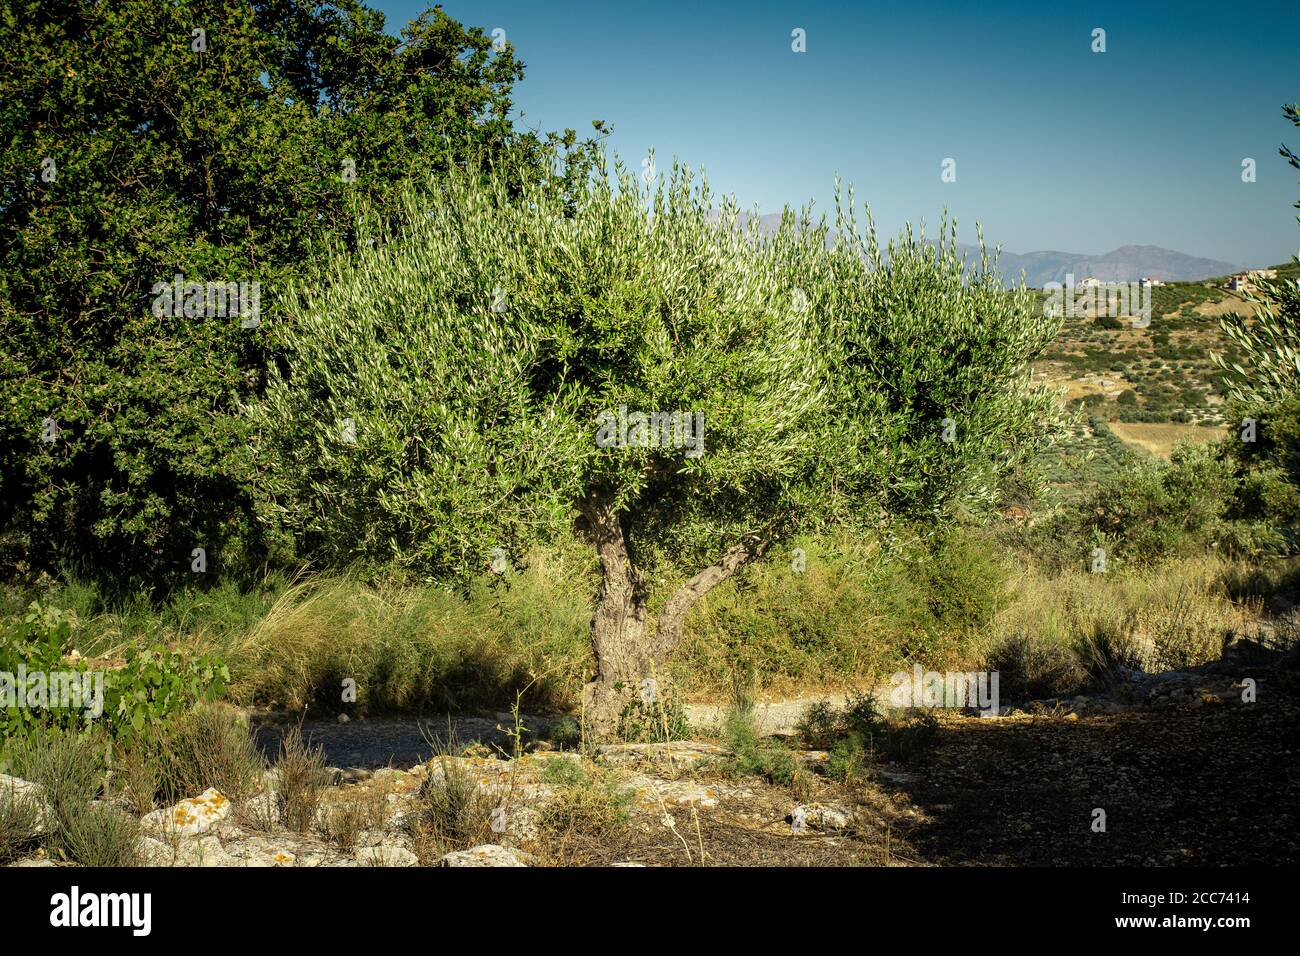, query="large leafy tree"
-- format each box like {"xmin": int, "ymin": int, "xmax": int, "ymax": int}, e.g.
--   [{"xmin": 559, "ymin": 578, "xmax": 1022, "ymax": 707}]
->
[
  {"xmin": 252, "ymin": 153, "xmax": 1063, "ymax": 725},
  {"xmin": 0, "ymin": 0, "xmax": 592, "ymax": 588}
]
